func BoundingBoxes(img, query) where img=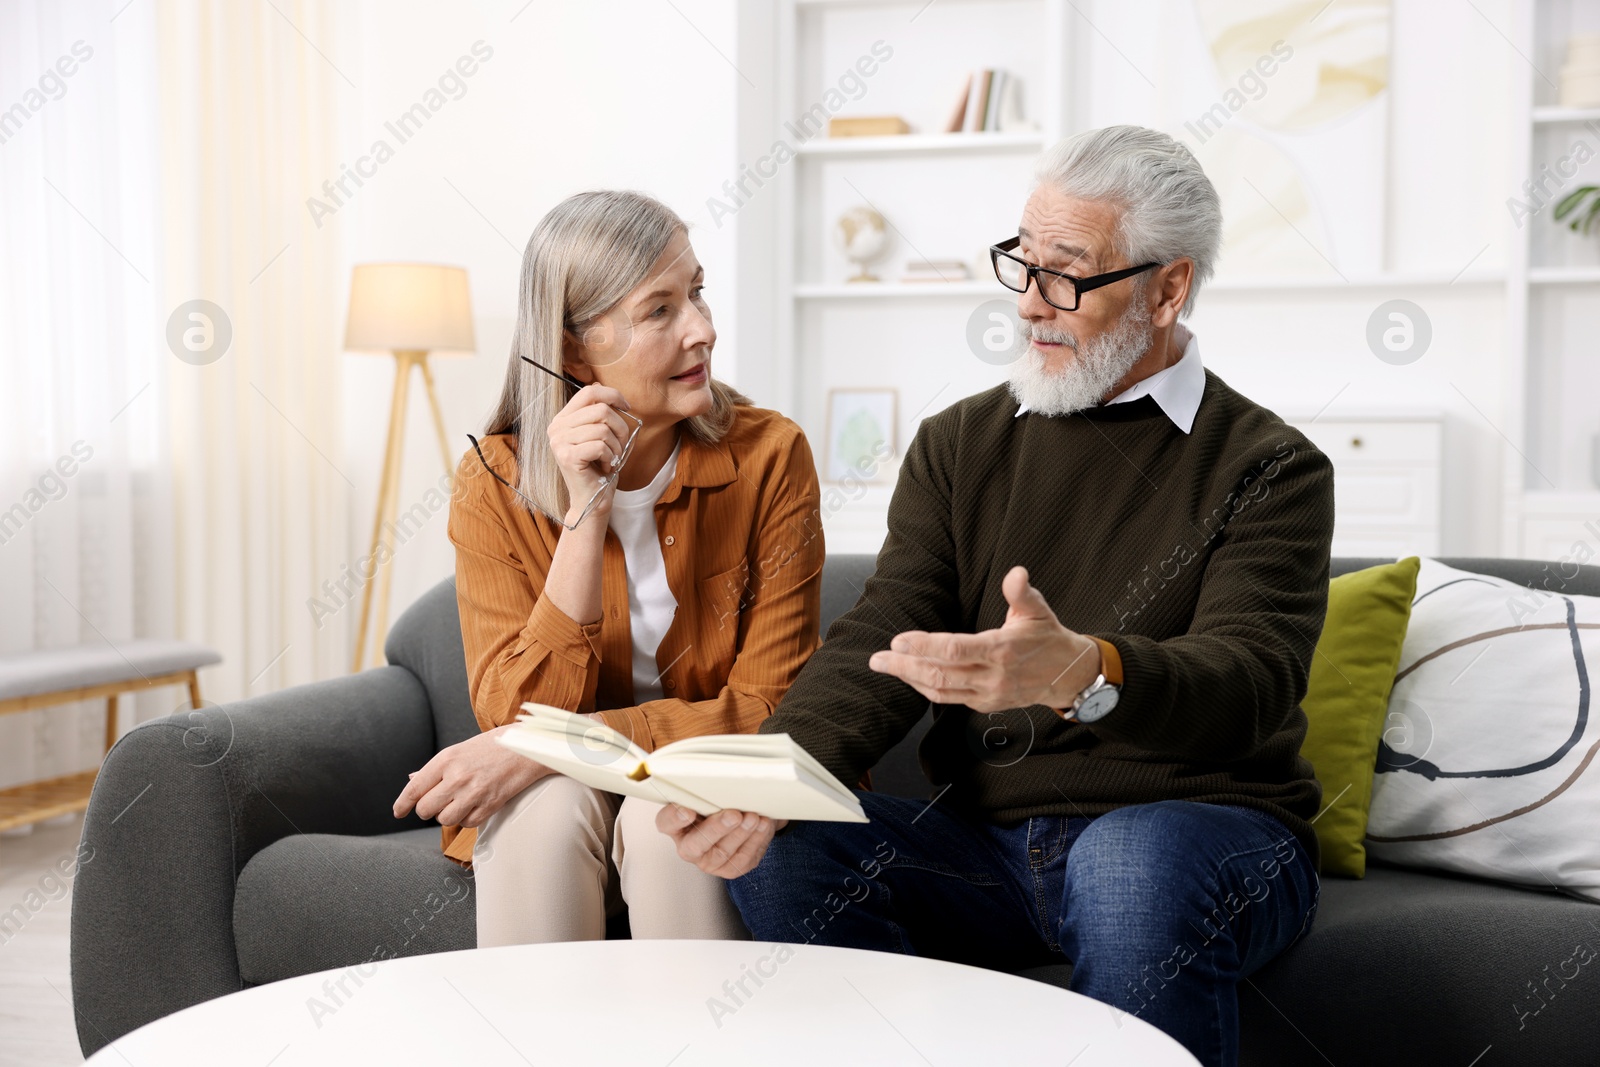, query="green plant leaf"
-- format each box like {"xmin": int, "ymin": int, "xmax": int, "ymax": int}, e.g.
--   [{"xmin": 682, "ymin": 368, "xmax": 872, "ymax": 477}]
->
[
  {"xmin": 1581, "ymin": 201, "xmax": 1600, "ymax": 235},
  {"xmin": 1554, "ymin": 186, "xmax": 1597, "ymax": 218}
]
